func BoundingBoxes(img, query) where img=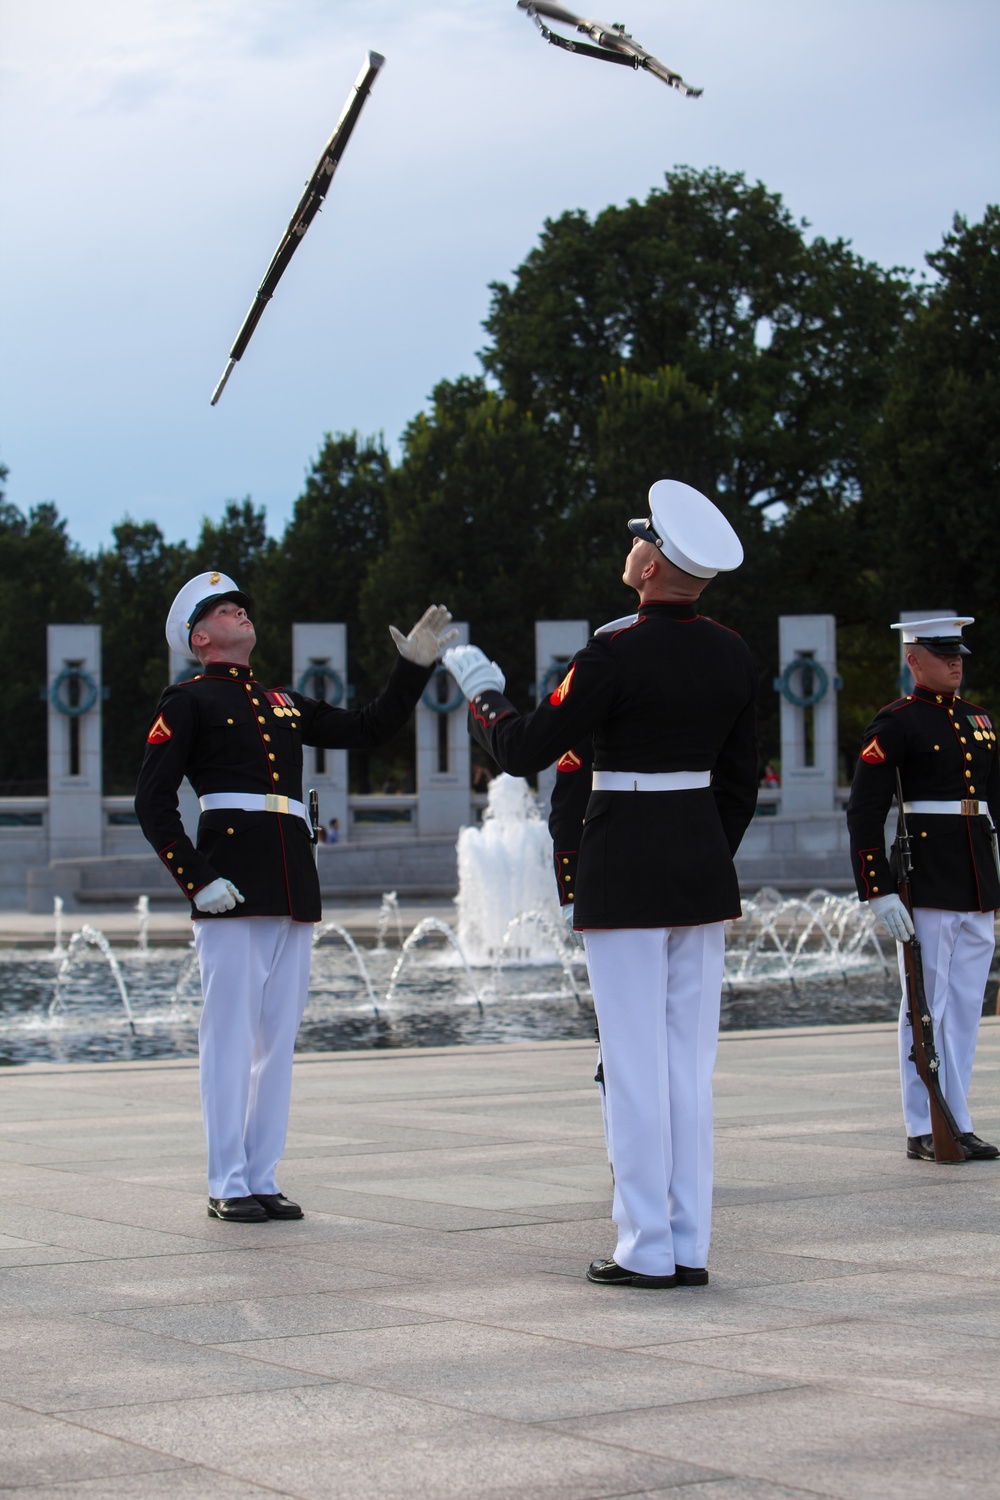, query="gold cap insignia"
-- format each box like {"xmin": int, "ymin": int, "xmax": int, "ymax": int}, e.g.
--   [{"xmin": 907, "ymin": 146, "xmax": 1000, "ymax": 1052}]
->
[{"xmin": 210, "ymin": 571, "xmax": 221, "ymax": 585}]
